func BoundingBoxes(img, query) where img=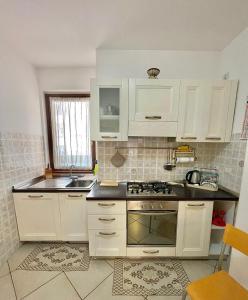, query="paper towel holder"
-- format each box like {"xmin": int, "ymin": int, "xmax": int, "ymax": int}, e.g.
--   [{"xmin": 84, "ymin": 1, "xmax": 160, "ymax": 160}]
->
[{"xmin": 175, "ymin": 149, "xmax": 197, "ymax": 164}]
